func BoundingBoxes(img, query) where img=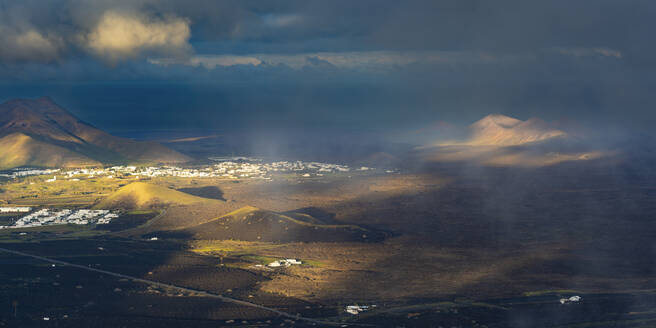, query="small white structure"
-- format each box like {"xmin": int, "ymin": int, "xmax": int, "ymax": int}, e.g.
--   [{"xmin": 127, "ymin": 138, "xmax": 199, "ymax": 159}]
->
[
  {"xmin": 560, "ymin": 296, "xmax": 582, "ymax": 304},
  {"xmin": 267, "ymin": 259, "xmax": 302, "ymax": 268},
  {"xmin": 285, "ymin": 259, "xmax": 302, "ymax": 265},
  {"xmin": 345, "ymin": 305, "xmax": 375, "ymax": 315},
  {"xmin": 46, "ymin": 176, "xmax": 57, "ymax": 183},
  {"xmin": 267, "ymin": 261, "xmax": 281, "ymax": 268},
  {"xmin": 149, "ymin": 237, "xmax": 159, "ymax": 241}
]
